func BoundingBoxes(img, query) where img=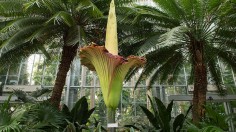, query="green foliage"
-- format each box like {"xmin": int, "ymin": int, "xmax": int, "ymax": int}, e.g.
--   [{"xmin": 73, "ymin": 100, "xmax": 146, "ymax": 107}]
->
[
  {"xmin": 127, "ymin": 96, "xmax": 192, "ymax": 132},
  {"xmin": 20, "ymin": 102, "xmax": 66, "ymax": 132},
  {"xmin": 62, "ymin": 96, "xmax": 96, "ymax": 132},
  {"xmin": 183, "ymin": 103, "xmax": 233, "ymax": 131},
  {"xmin": 201, "ymin": 104, "xmax": 229, "ymax": 131},
  {"xmin": 0, "ymin": 95, "xmax": 22, "ymax": 132},
  {"xmin": 0, "ymin": 95, "xmax": 97, "ymax": 132},
  {"xmin": 185, "ymin": 120, "xmax": 225, "ymax": 132}
]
